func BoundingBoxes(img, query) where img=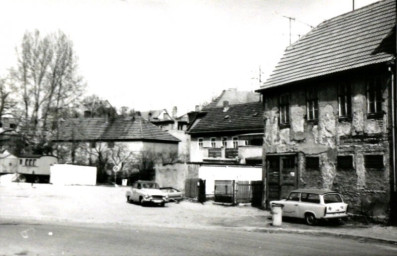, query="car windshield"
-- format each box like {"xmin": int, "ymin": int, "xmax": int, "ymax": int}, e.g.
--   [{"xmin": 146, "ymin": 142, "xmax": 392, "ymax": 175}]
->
[
  {"xmin": 323, "ymin": 193, "xmax": 343, "ymax": 203},
  {"xmin": 141, "ymin": 183, "xmax": 159, "ymax": 189}
]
